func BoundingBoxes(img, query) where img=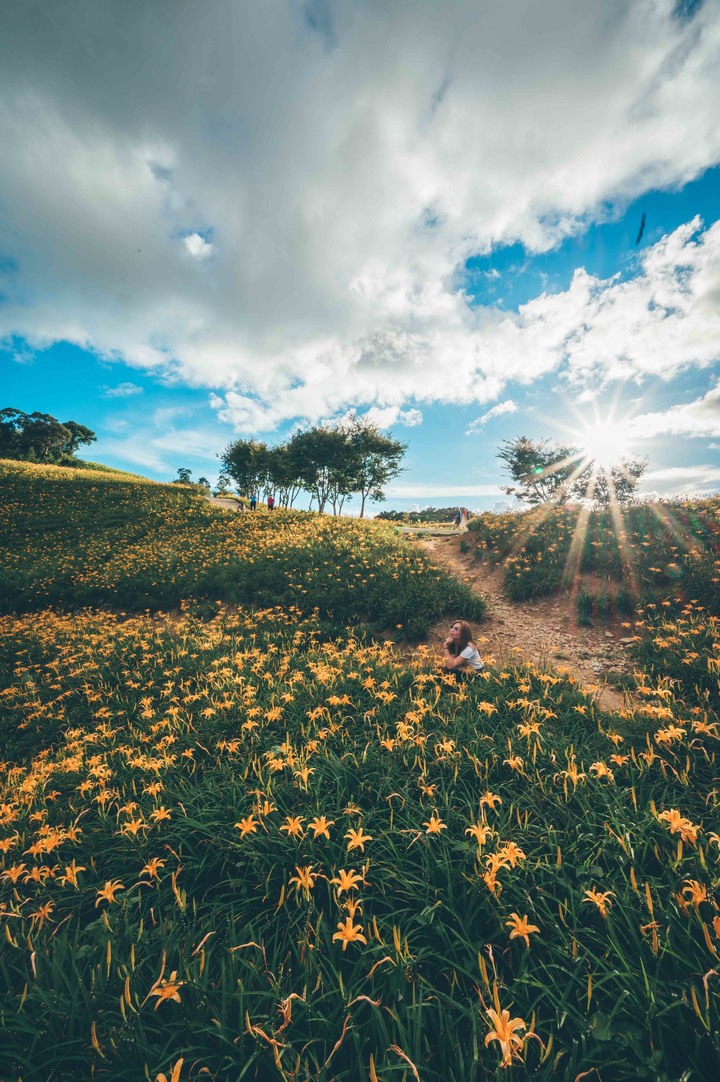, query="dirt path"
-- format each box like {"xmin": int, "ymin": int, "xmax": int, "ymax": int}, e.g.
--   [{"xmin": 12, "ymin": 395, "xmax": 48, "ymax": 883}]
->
[
  {"xmin": 205, "ymin": 496, "xmax": 243, "ymax": 512},
  {"xmin": 415, "ymin": 535, "xmax": 635, "ymax": 713}
]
